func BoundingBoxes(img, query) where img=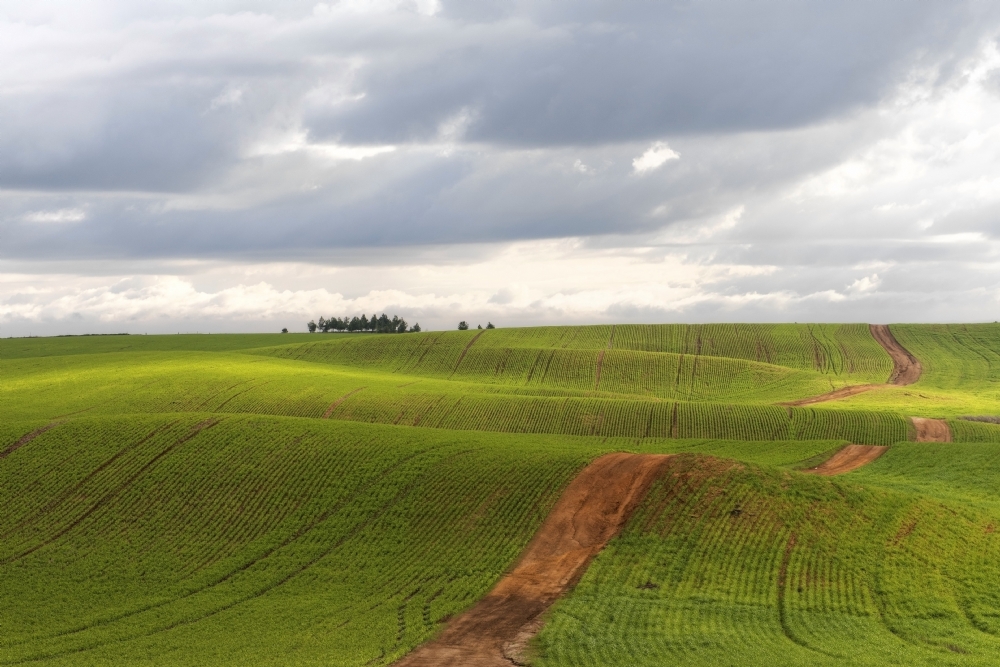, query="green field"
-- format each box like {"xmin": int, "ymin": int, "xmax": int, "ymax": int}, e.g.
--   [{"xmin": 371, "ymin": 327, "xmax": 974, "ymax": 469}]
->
[{"xmin": 2, "ymin": 323, "xmax": 999, "ymax": 665}]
